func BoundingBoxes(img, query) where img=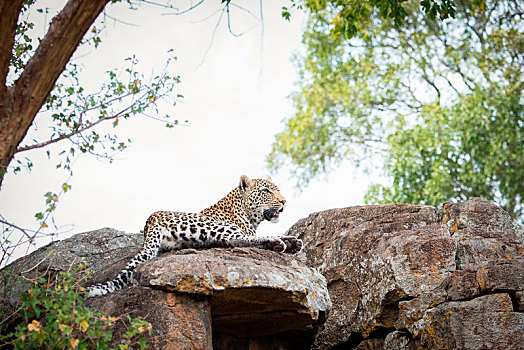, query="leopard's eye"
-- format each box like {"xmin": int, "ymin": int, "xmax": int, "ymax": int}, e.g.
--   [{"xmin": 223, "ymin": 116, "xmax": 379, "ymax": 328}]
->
[{"xmin": 262, "ymin": 188, "xmax": 272, "ymax": 194}]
